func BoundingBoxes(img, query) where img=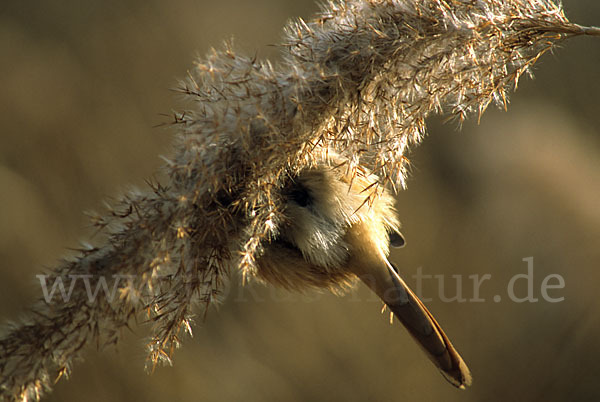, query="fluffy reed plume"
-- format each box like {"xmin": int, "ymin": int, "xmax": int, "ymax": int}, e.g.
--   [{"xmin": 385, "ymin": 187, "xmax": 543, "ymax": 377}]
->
[{"xmin": 1, "ymin": 0, "xmax": 598, "ymax": 400}]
